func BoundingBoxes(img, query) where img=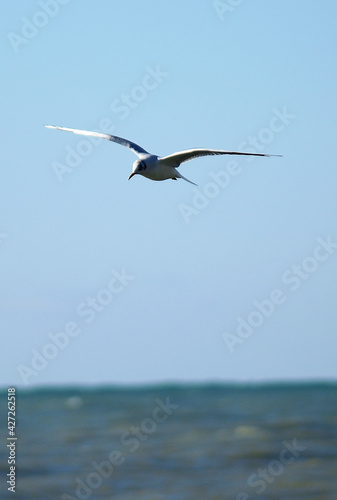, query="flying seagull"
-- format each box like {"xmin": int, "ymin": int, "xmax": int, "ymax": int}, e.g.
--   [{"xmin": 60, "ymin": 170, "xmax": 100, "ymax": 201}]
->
[{"xmin": 45, "ymin": 125, "xmax": 281, "ymax": 185}]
